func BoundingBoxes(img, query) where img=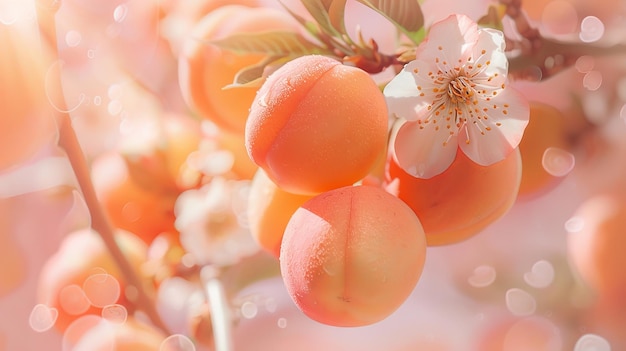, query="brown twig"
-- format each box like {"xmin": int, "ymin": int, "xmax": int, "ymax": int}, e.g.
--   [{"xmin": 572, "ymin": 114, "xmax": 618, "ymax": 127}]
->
[
  {"xmin": 501, "ymin": 0, "xmax": 626, "ymax": 80},
  {"xmin": 35, "ymin": 0, "xmax": 172, "ymax": 335}
]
